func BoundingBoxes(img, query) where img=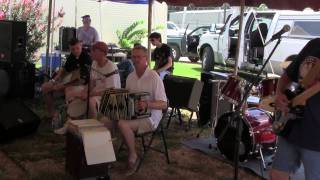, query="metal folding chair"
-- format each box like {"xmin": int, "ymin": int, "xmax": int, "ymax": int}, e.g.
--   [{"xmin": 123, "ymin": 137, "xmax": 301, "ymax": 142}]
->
[{"xmin": 118, "ymin": 103, "xmax": 170, "ymax": 171}]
